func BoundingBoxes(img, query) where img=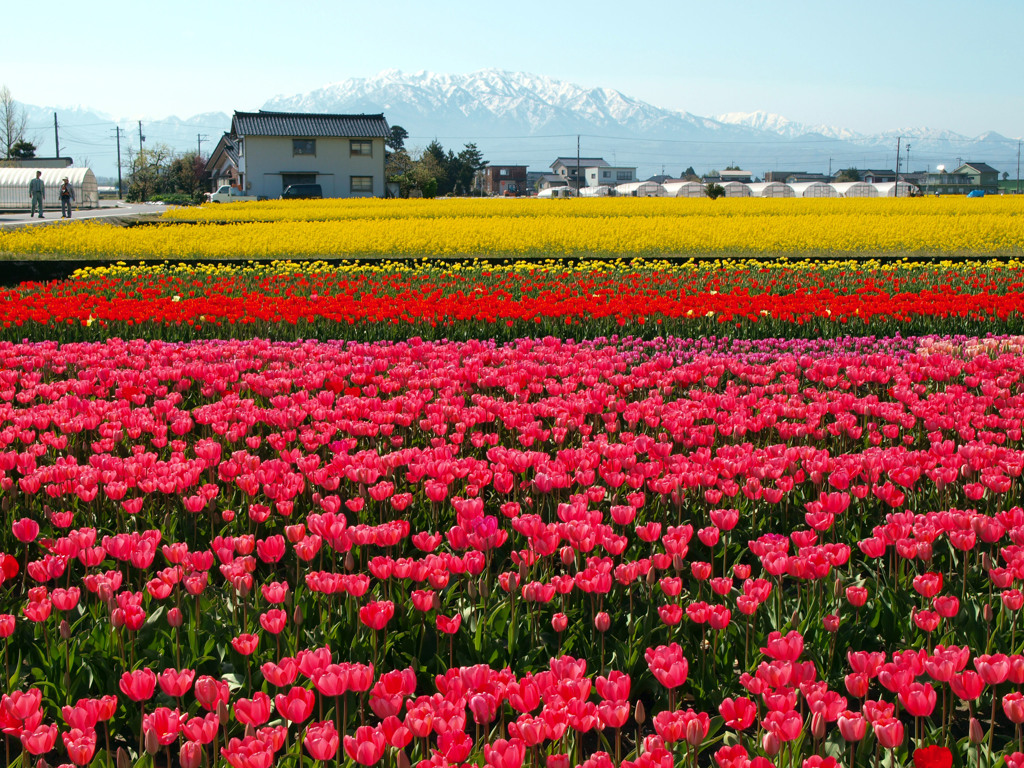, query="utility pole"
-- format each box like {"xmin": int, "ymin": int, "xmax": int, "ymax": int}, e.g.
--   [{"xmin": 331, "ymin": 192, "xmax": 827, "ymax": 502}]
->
[
  {"xmin": 53, "ymin": 113, "xmax": 60, "ymax": 159},
  {"xmin": 906, "ymin": 142, "xmax": 911, "ymax": 174},
  {"xmin": 895, "ymin": 136, "xmax": 901, "ymax": 194},
  {"xmin": 1017, "ymin": 141, "xmax": 1021, "ymax": 195},
  {"xmin": 197, "ymin": 133, "xmax": 208, "ymax": 158},
  {"xmin": 113, "ymin": 127, "xmax": 124, "ymax": 199},
  {"xmin": 138, "ymin": 121, "xmax": 145, "ymax": 159},
  {"xmin": 576, "ymin": 135, "xmax": 580, "ymax": 195}
]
